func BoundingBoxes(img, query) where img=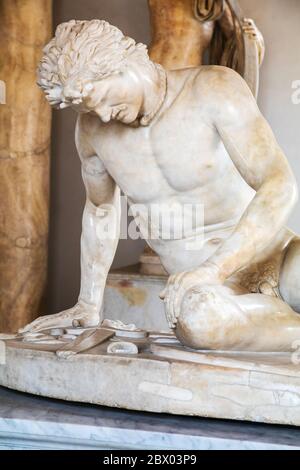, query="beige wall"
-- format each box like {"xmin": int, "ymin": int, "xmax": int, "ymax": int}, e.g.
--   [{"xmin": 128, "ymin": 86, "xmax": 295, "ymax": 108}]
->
[
  {"xmin": 239, "ymin": 0, "xmax": 300, "ymax": 231},
  {"xmin": 48, "ymin": 0, "xmax": 300, "ymax": 313}
]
